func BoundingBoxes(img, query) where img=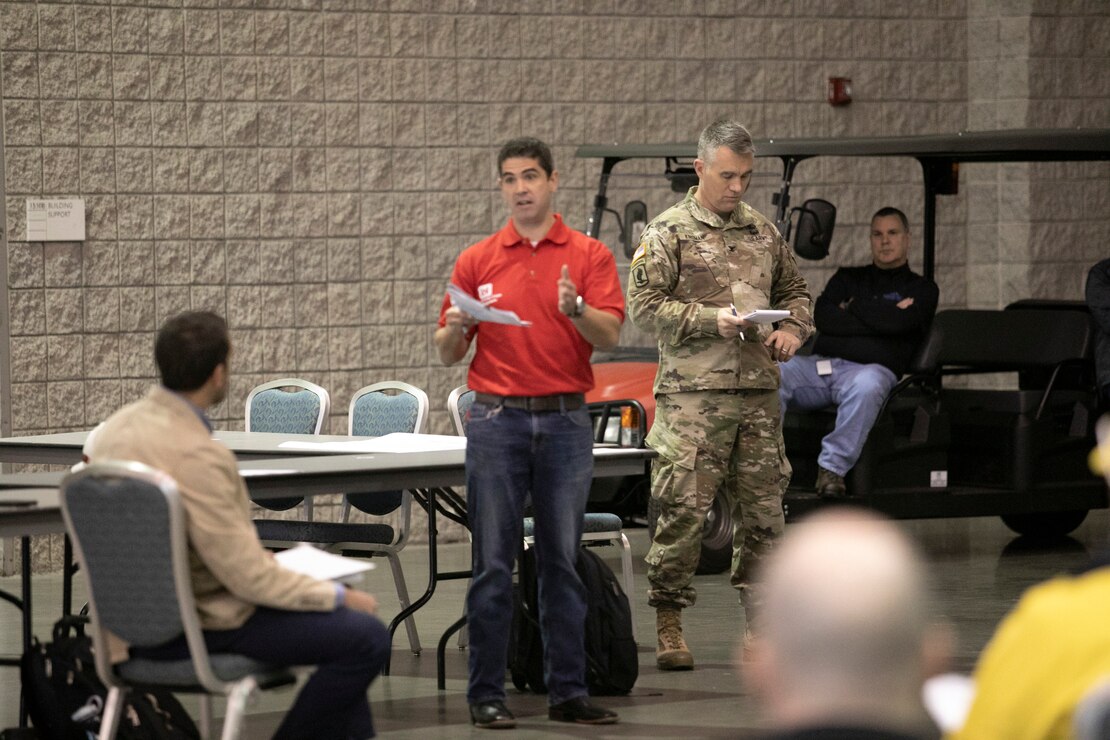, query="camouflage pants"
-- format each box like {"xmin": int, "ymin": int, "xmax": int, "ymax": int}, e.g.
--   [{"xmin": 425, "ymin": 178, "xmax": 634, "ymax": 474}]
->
[{"xmin": 645, "ymin": 389, "xmax": 790, "ymax": 609}]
